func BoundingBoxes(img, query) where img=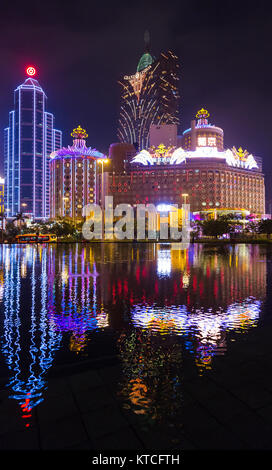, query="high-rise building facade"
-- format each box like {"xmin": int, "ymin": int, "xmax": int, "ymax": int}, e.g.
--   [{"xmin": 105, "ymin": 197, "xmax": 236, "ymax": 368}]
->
[
  {"xmin": 4, "ymin": 67, "xmax": 62, "ymax": 219},
  {"xmin": 50, "ymin": 126, "xmax": 106, "ymax": 221},
  {"xmin": 117, "ymin": 36, "xmax": 180, "ymax": 151}
]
